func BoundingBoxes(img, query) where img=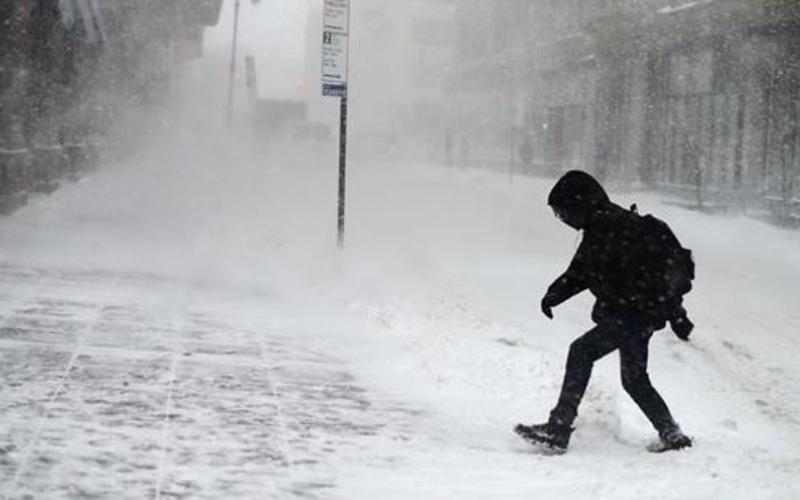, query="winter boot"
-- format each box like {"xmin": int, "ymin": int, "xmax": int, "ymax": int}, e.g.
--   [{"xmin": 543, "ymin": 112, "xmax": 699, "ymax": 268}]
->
[
  {"xmin": 514, "ymin": 422, "xmax": 573, "ymax": 452},
  {"xmin": 648, "ymin": 426, "xmax": 692, "ymax": 453}
]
